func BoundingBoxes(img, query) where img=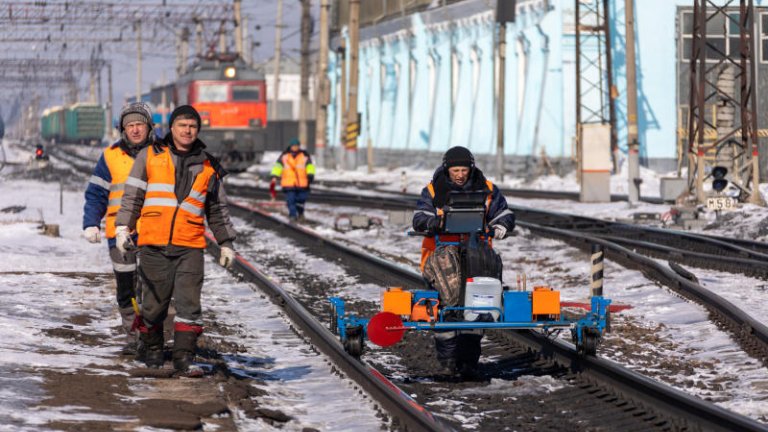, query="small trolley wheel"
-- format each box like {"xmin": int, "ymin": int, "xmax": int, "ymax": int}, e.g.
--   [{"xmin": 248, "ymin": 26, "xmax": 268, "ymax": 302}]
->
[
  {"xmin": 343, "ymin": 325, "xmax": 364, "ymax": 358},
  {"xmin": 581, "ymin": 329, "xmax": 599, "ymax": 356},
  {"xmin": 329, "ymin": 304, "xmax": 338, "ymax": 335}
]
